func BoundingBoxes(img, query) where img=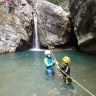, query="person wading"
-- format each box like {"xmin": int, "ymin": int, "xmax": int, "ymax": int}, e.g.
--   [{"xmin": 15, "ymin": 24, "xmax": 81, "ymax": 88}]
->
[
  {"xmin": 56, "ymin": 56, "xmax": 74, "ymax": 89},
  {"xmin": 44, "ymin": 50, "xmax": 57, "ymax": 77},
  {"xmin": 61, "ymin": 56, "xmax": 72, "ymax": 86}
]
